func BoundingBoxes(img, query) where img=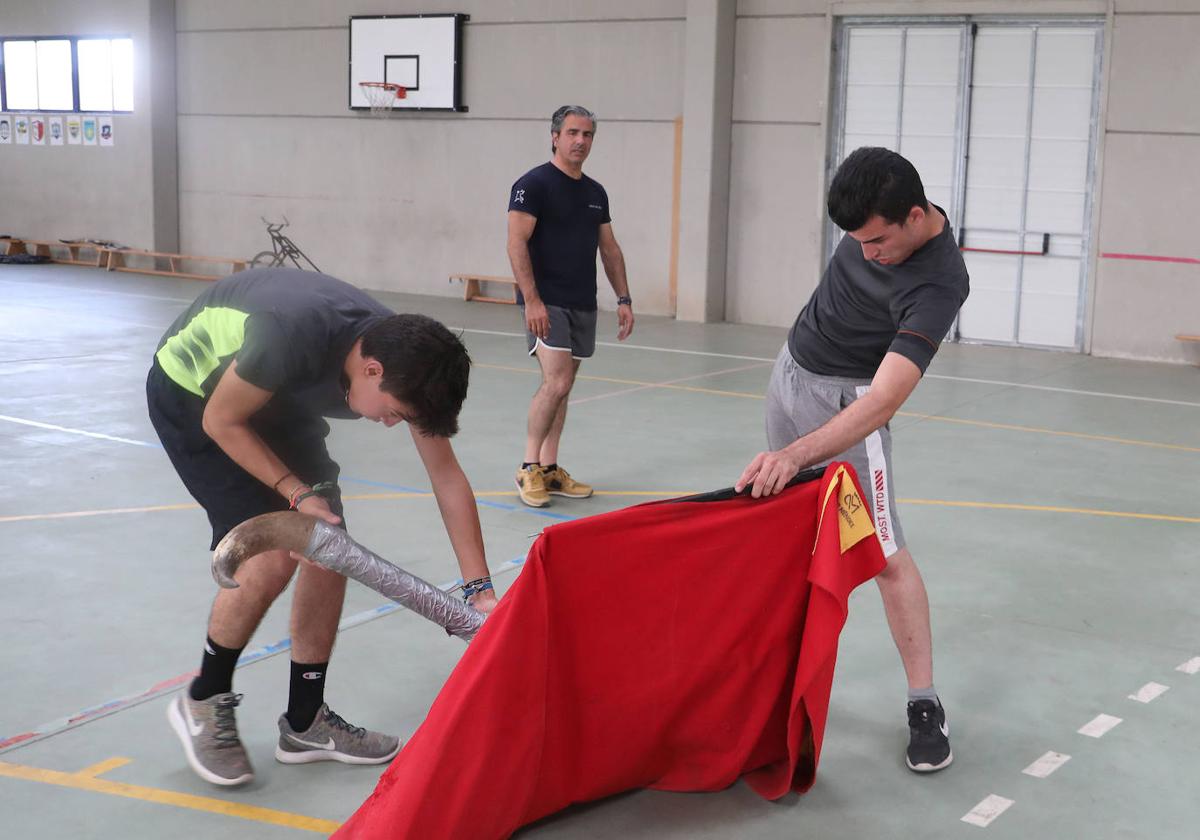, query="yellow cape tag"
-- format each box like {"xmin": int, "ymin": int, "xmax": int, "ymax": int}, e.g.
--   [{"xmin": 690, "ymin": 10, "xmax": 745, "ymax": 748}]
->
[{"xmin": 819, "ymin": 465, "xmax": 876, "ymax": 553}]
